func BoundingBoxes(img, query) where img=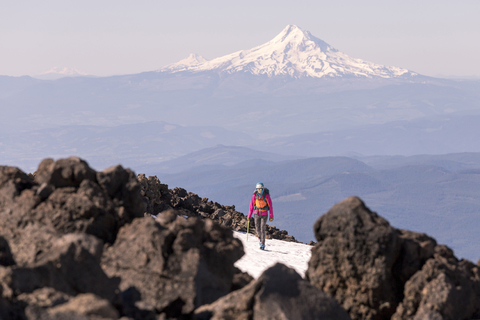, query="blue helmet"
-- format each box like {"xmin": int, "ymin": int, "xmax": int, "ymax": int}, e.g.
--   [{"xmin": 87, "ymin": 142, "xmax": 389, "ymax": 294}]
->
[{"xmin": 255, "ymin": 182, "xmax": 264, "ymax": 195}]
